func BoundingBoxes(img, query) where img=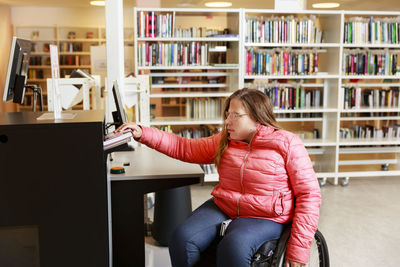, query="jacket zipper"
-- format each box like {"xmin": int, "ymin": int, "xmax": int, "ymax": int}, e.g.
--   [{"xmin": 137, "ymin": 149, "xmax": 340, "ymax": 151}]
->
[
  {"xmin": 237, "ymin": 150, "xmax": 250, "ymax": 216},
  {"xmin": 237, "ymin": 140, "xmax": 253, "ymax": 217}
]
